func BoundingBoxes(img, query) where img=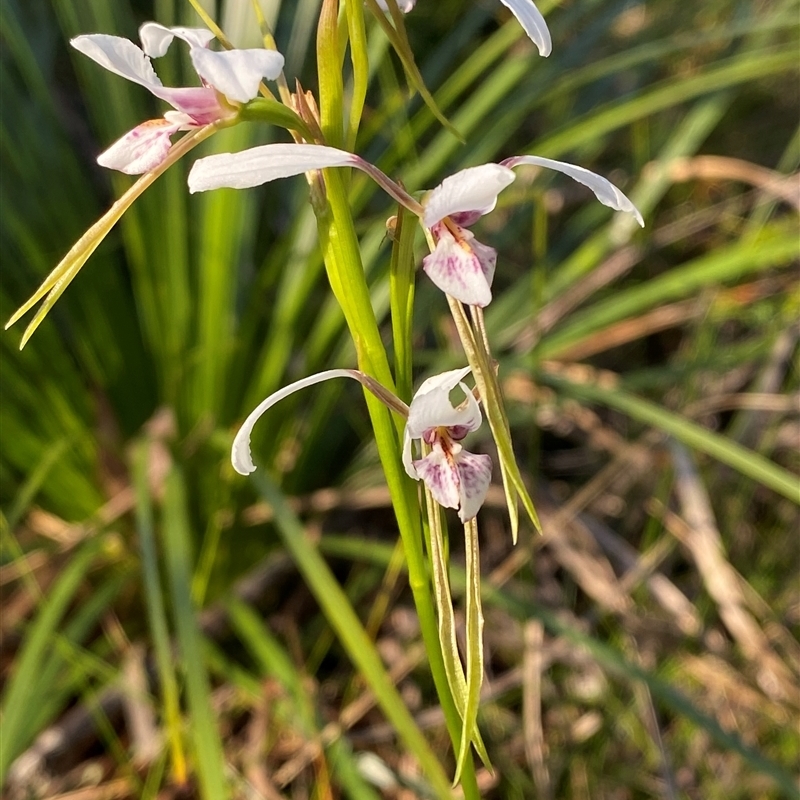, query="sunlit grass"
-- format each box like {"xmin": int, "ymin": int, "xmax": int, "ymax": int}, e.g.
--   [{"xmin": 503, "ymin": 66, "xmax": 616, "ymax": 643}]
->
[{"xmin": 1, "ymin": 0, "xmax": 798, "ymax": 797}]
